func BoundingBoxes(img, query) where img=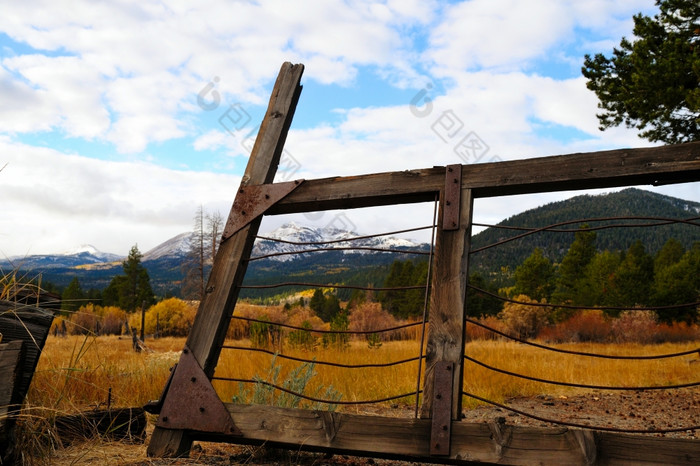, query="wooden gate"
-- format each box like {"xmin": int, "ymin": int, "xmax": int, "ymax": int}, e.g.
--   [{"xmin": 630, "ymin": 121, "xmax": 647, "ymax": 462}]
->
[{"xmin": 146, "ymin": 62, "xmax": 700, "ymax": 464}]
